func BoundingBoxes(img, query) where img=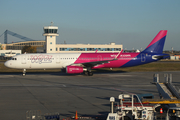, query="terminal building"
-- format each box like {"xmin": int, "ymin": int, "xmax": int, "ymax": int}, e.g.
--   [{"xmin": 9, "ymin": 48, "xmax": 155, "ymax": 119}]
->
[
  {"xmin": 1, "ymin": 41, "xmax": 45, "ymax": 52},
  {"xmin": 1, "ymin": 24, "xmax": 123, "ymax": 53}
]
